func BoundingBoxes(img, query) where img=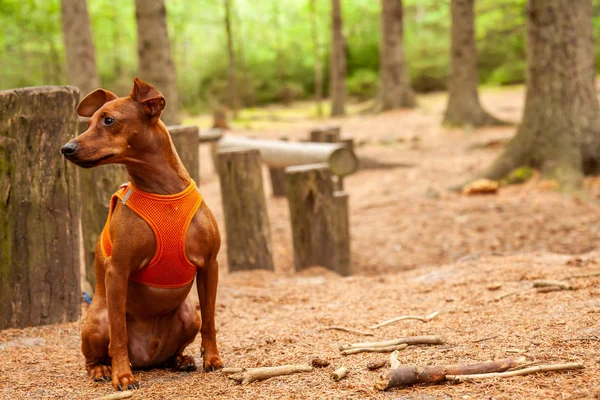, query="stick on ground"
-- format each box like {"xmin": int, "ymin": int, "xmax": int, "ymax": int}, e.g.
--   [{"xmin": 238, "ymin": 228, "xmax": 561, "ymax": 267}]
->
[
  {"xmin": 322, "ymin": 326, "xmax": 374, "ymax": 336},
  {"xmin": 375, "ymin": 356, "xmax": 526, "ymax": 391},
  {"xmin": 340, "ymin": 335, "xmax": 444, "ymax": 351},
  {"xmin": 92, "ymin": 392, "xmax": 134, "ymax": 400},
  {"xmin": 532, "ymin": 280, "xmax": 573, "ymax": 290},
  {"xmin": 369, "ymin": 311, "xmax": 440, "ymax": 329},
  {"xmin": 228, "ymin": 365, "xmax": 313, "ymax": 385},
  {"xmin": 446, "ymin": 362, "xmax": 583, "ymax": 382},
  {"xmin": 342, "ymin": 343, "xmax": 408, "ymax": 355},
  {"xmin": 331, "ymin": 367, "xmax": 349, "ymax": 381},
  {"xmin": 389, "ymin": 350, "xmax": 402, "ymax": 369}
]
